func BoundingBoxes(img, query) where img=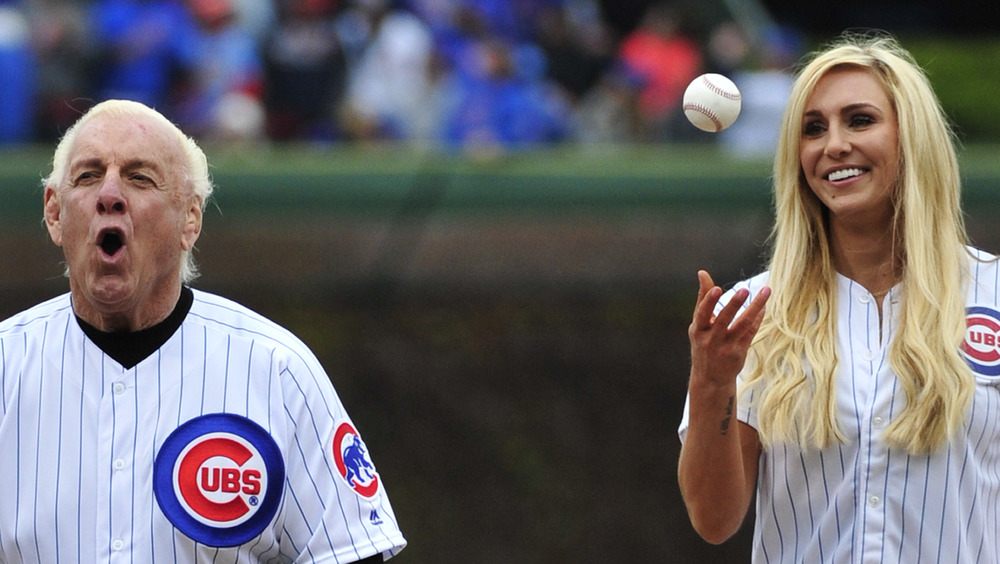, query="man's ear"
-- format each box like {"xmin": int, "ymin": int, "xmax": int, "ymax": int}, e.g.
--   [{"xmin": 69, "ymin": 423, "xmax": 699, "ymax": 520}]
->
[
  {"xmin": 181, "ymin": 197, "xmax": 203, "ymax": 251},
  {"xmin": 44, "ymin": 186, "xmax": 63, "ymax": 246}
]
